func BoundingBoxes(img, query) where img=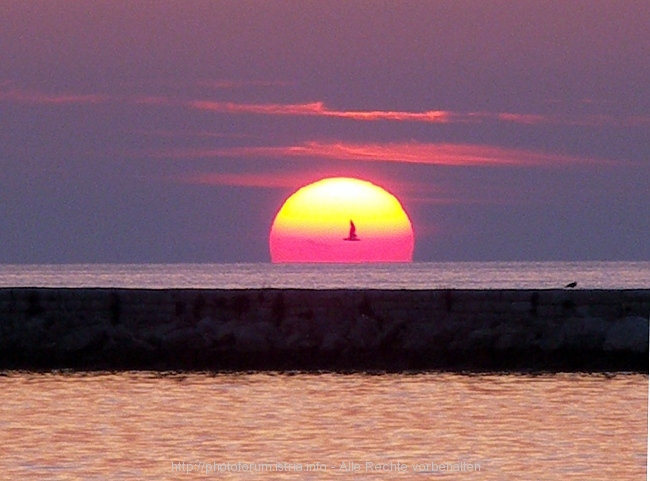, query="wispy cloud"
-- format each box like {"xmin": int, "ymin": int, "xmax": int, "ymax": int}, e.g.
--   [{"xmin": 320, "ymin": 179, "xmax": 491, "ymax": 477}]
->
[
  {"xmin": 130, "ymin": 95, "xmax": 180, "ymax": 106},
  {"xmin": 175, "ymin": 171, "xmax": 313, "ymax": 189},
  {"xmin": 189, "ymin": 100, "xmax": 650, "ymax": 127},
  {"xmin": 3, "ymin": 85, "xmax": 647, "ymax": 127},
  {"xmin": 0, "ymin": 87, "xmax": 108, "ymax": 105},
  {"xmin": 157, "ymin": 141, "xmax": 602, "ymax": 167},
  {"xmin": 493, "ymin": 112, "xmax": 549, "ymax": 125},
  {"xmin": 174, "ymin": 170, "xmax": 503, "ymax": 207},
  {"xmin": 132, "ymin": 129, "xmax": 253, "ymax": 139},
  {"xmin": 121, "ymin": 79, "xmax": 294, "ymax": 91},
  {"xmin": 195, "ymin": 80, "xmax": 295, "ymax": 89},
  {"xmin": 0, "ymin": 87, "xmax": 180, "ymax": 107},
  {"xmin": 189, "ymin": 100, "xmax": 454, "ymax": 123}
]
